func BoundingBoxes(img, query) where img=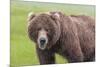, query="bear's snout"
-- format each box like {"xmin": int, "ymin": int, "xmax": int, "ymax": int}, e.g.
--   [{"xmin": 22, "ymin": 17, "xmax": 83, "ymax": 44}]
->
[
  {"xmin": 40, "ymin": 37, "xmax": 46, "ymax": 46},
  {"xmin": 37, "ymin": 29, "xmax": 48, "ymax": 50}
]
